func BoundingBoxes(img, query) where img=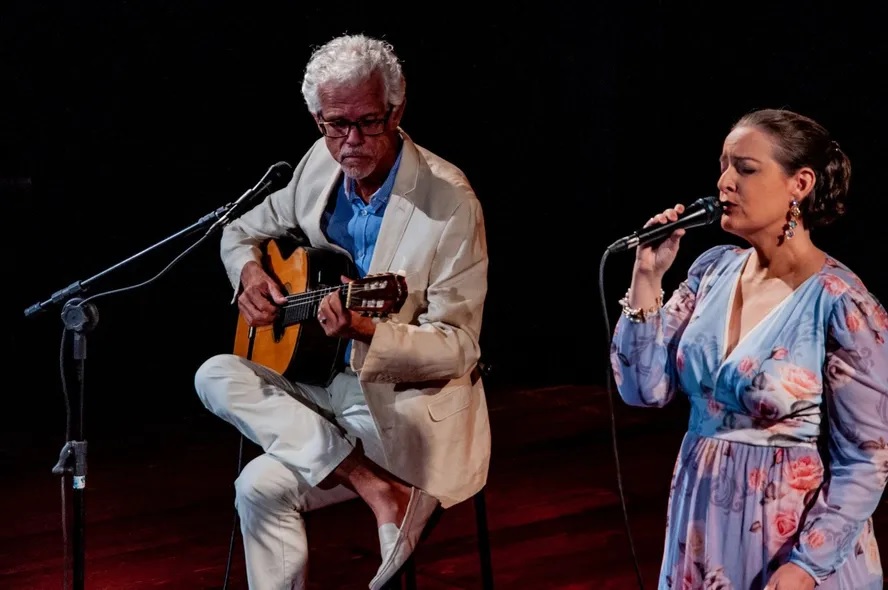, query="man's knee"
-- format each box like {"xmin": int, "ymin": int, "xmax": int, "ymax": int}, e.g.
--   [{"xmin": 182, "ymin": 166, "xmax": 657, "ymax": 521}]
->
[
  {"xmin": 235, "ymin": 455, "xmax": 300, "ymax": 514},
  {"xmin": 194, "ymin": 353, "xmax": 243, "ymax": 408}
]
